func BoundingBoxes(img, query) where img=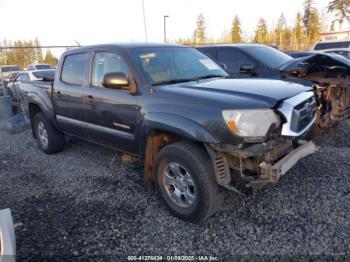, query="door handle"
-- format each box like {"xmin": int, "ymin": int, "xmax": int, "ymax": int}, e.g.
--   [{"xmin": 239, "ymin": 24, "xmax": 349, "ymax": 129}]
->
[
  {"xmin": 86, "ymin": 95, "xmax": 94, "ymax": 104},
  {"xmin": 56, "ymin": 91, "xmax": 62, "ymax": 97}
]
